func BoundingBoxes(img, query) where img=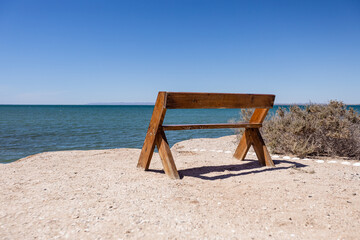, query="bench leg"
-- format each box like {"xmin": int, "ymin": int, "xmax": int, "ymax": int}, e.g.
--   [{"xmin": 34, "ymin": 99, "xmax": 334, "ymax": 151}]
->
[
  {"xmin": 155, "ymin": 129, "xmax": 180, "ymax": 179},
  {"xmin": 137, "ymin": 92, "xmax": 167, "ymax": 170},
  {"xmin": 248, "ymin": 128, "xmax": 274, "ymax": 167},
  {"xmin": 233, "ymin": 129, "xmax": 252, "ymax": 160}
]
